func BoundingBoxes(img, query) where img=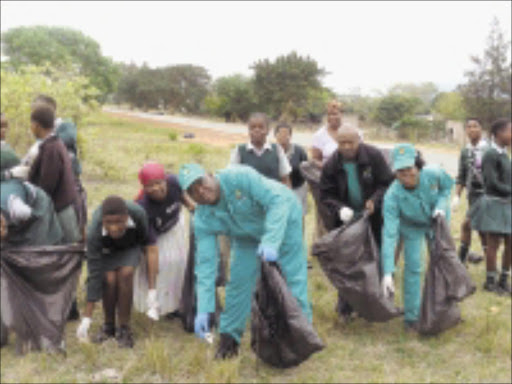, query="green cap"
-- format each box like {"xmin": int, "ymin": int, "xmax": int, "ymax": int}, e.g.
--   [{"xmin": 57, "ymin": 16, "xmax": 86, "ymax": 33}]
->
[
  {"xmin": 178, "ymin": 163, "xmax": 206, "ymax": 191},
  {"xmin": 391, "ymin": 143, "xmax": 416, "ymax": 171}
]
